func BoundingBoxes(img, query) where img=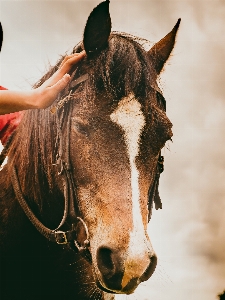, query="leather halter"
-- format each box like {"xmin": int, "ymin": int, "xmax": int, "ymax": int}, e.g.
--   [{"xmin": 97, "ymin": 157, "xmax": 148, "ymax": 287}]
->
[{"xmin": 11, "ymin": 73, "xmax": 92, "ymax": 262}]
